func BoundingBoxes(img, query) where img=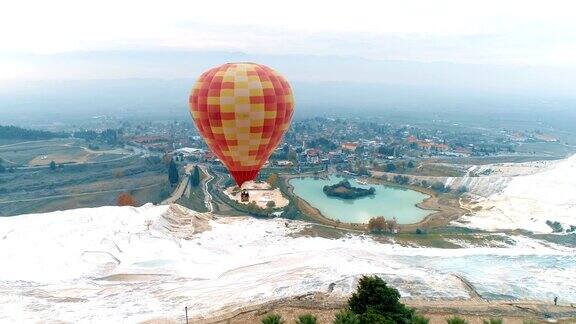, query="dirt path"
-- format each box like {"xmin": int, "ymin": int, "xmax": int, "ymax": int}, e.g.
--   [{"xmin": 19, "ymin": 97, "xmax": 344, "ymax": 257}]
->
[
  {"xmin": 0, "ymin": 183, "xmax": 163, "ymax": 204},
  {"xmin": 187, "ymin": 294, "xmax": 576, "ymax": 324},
  {"xmin": 200, "ymin": 165, "xmax": 214, "ymax": 212}
]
